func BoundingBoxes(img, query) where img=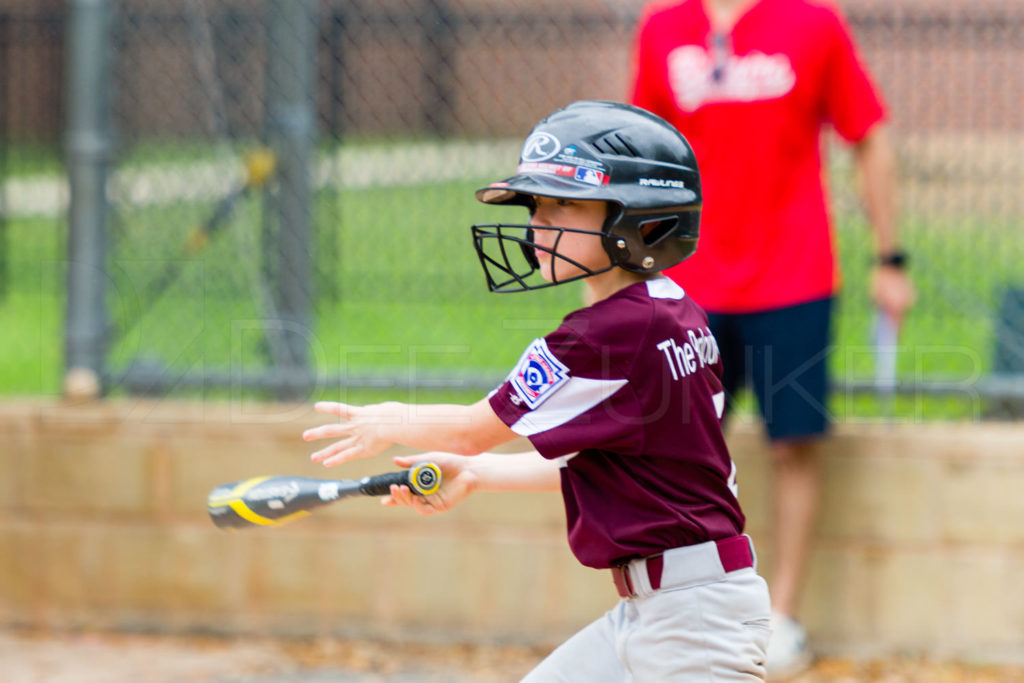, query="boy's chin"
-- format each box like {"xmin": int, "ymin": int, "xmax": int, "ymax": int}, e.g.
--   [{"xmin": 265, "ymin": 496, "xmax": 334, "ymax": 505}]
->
[{"xmin": 541, "ymin": 265, "xmax": 586, "ymax": 284}]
